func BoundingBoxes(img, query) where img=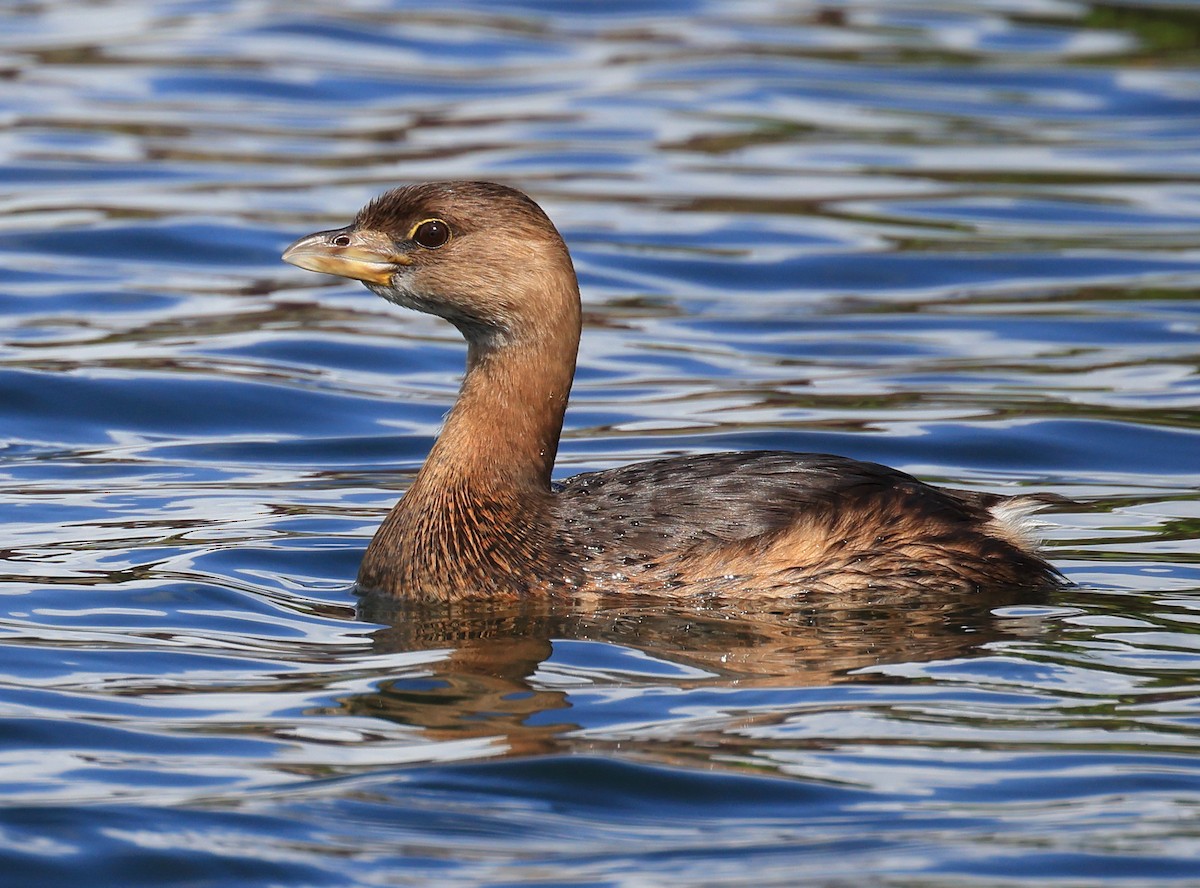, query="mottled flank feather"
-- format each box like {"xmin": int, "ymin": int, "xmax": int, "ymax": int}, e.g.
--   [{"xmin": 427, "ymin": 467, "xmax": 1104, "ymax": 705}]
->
[{"xmin": 556, "ymin": 452, "xmax": 1063, "ymax": 599}]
